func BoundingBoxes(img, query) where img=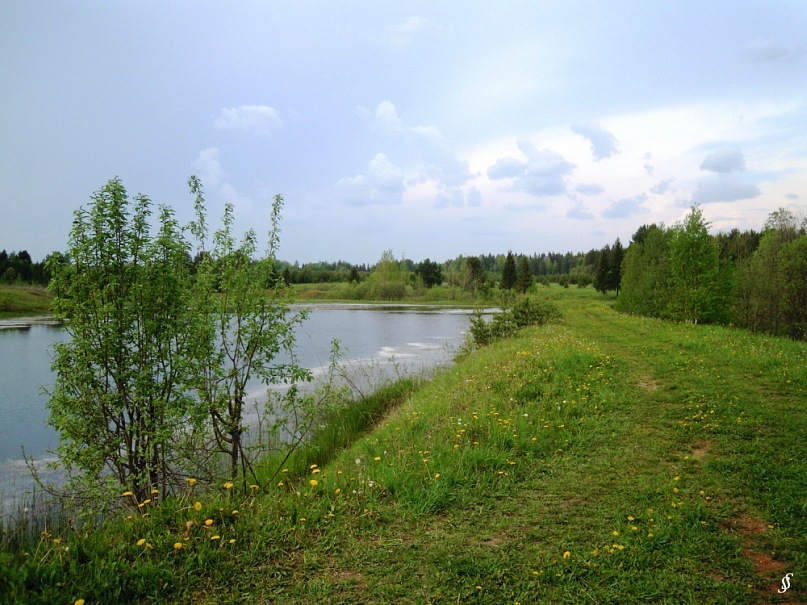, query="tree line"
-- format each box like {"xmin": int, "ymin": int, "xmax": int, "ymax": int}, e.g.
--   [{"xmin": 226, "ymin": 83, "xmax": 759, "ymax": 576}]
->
[{"xmin": 613, "ymin": 205, "xmax": 807, "ymax": 340}]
